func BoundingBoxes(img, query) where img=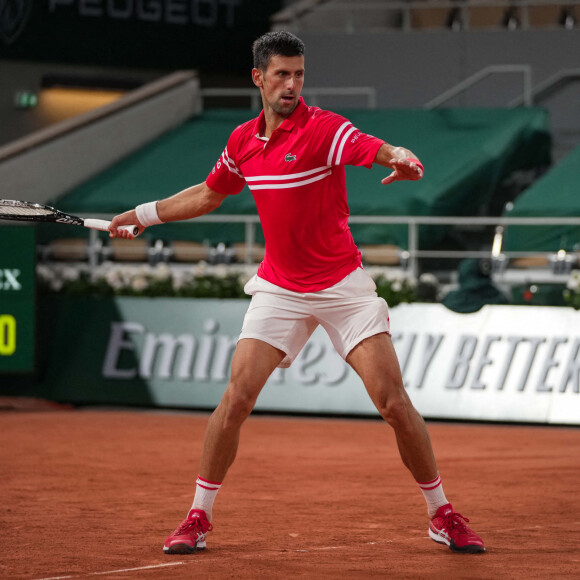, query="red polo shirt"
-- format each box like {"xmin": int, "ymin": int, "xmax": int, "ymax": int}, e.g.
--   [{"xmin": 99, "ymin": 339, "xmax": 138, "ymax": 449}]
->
[{"xmin": 206, "ymin": 97, "xmax": 384, "ymax": 292}]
